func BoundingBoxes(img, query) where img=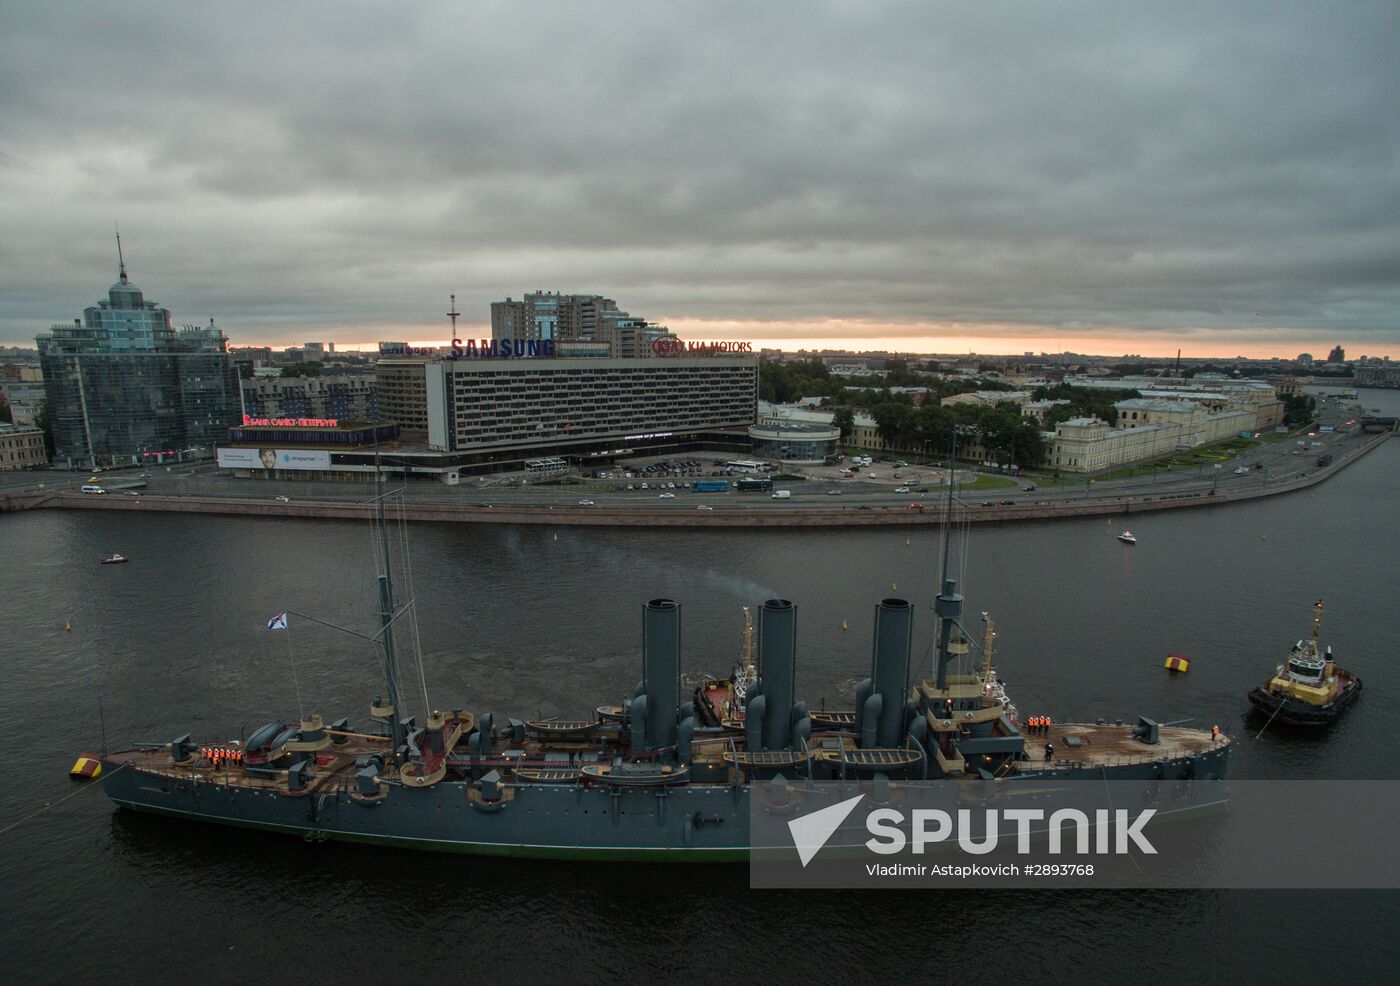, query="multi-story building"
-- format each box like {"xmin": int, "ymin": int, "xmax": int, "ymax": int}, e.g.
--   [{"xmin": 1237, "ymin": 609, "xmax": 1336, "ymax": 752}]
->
[
  {"xmin": 1049, "ymin": 418, "xmax": 1181, "ymax": 472},
  {"xmin": 35, "ymin": 254, "xmax": 241, "ymax": 468},
  {"xmin": 1327, "ymin": 345, "xmax": 1346, "ymax": 363},
  {"xmin": 940, "ymin": 390, "xmax": 1033, "ymax": 408},
  {"xmin": 426, "ymin": 355, "xmax": 758, "ymax": 456},
  {"xmin": 0, "ymin": 423, "xmax": 48, "ymax": 470},
  {"xmin": 490, "ymin": 292, "xmax": 671, "ymax": 356},
  {"xmin": 375, "ymin": 359, "xmax": 430, "ymax": 432},
  {"xmin": 0, "ymin": 378, "xmax": 47, "ymax": 425},
  {"xmin": 1355, "ymin": 363, "xmax": 1400, "ymax": 388},
  {"xmin": 1049, "ymin": 400, "xmax": 1255, "ymax": 474},
  {"xmin": 239, "ymin": 371, "xmax": 379, "ymax": 422},
  {"xmin": 1021, "ymin": 399, "xmax": 1071, "ymax": 423},
  {"xmin": 1114, "ymin": 399, "xmax": 1254, "ymax": 446}
]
